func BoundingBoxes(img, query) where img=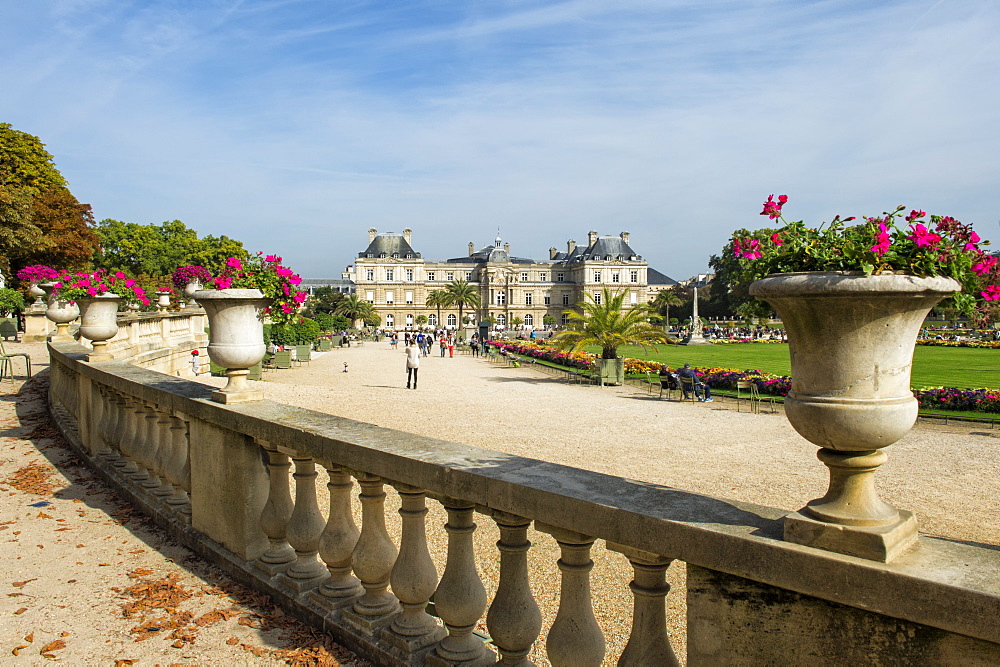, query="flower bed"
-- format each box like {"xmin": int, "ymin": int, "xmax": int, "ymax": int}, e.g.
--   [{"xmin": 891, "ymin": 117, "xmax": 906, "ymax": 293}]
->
[
  {"xmin": 492, "ymin": 340, "xmax": 1000, "ymax": 413},
  {"xmin": 916, "ymin": 338, "xmax": 1000, "ymax": 349}
]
